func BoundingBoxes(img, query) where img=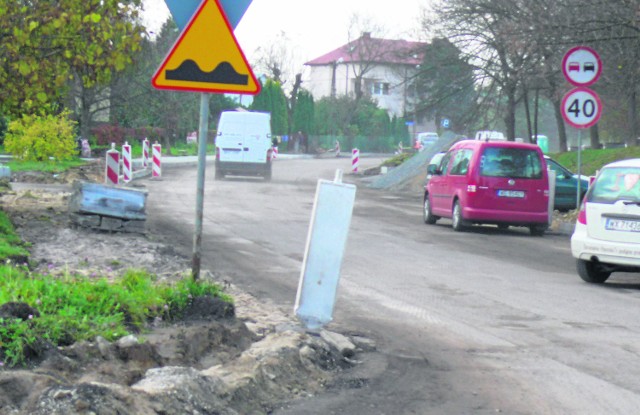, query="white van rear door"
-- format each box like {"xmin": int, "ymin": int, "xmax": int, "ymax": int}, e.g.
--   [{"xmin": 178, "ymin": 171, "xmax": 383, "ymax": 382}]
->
[
  {"xmin": 243, "ymin": 133, "xmax": 268, "ymax": 163},
  {"xmin": 218, "ymin": 133, "xmax": 245, "ymax": 162}
]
